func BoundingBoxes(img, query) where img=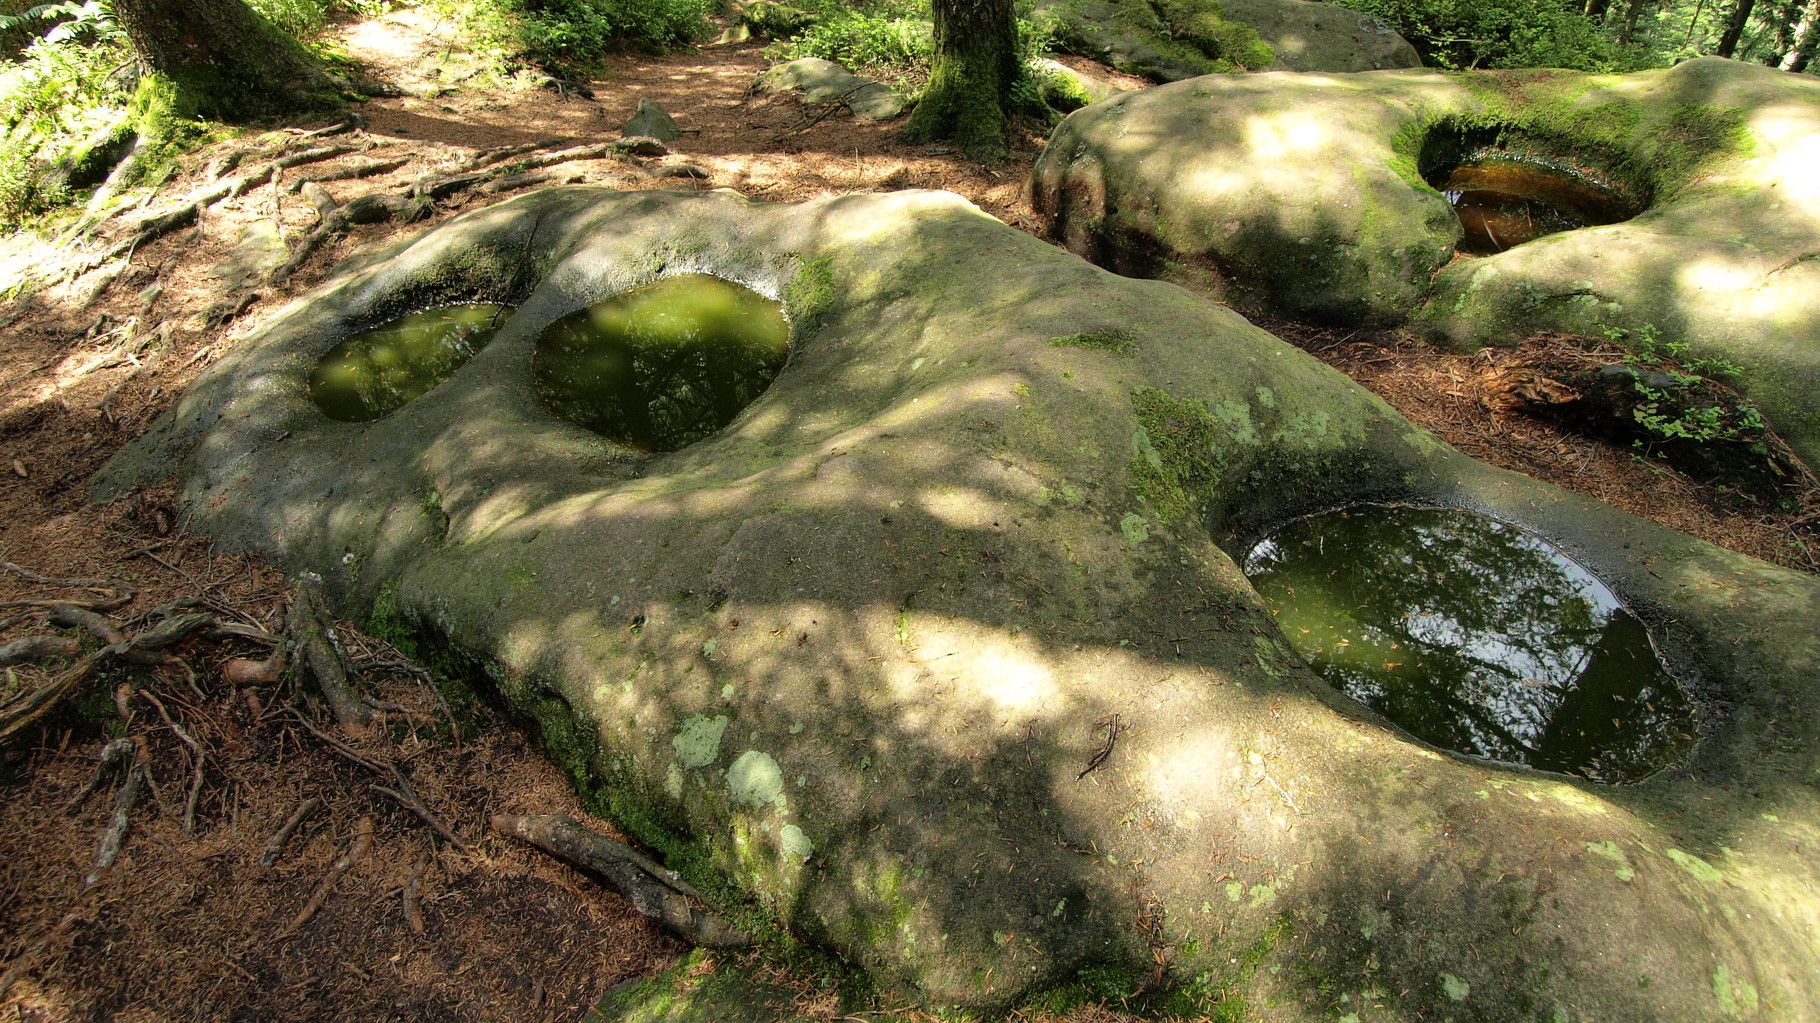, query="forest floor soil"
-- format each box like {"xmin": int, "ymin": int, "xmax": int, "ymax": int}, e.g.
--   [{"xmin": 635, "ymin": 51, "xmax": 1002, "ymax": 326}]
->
[{"xmin": 1, "ymin": 10, "xmax": 1814, "ymax": 1022}]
